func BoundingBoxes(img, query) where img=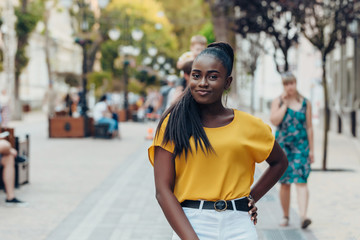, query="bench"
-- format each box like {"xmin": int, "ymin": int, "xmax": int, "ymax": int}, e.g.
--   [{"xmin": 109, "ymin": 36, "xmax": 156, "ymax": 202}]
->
[
  {"xmin": 93, "ymin": 122, "xmax": 111, "ymax": 139},
  {"xmin": 0, "ymin": 128, "xmax": 30, "ymax": 189}
]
